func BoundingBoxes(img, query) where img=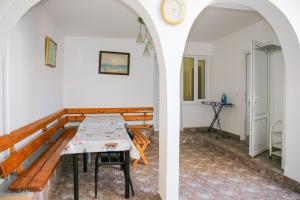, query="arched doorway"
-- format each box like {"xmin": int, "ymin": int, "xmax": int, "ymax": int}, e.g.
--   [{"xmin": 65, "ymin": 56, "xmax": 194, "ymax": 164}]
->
[
  {"xmin": 184, "ymin": 0, "xmax": 300, "ymax": 186},
  {"xmin": 0, "ymin": 0, "xmax": 169, "ymax": 199},
  {"xmin": 178, "ymin": 2, "xmax": 299, "ymax": 198}
]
